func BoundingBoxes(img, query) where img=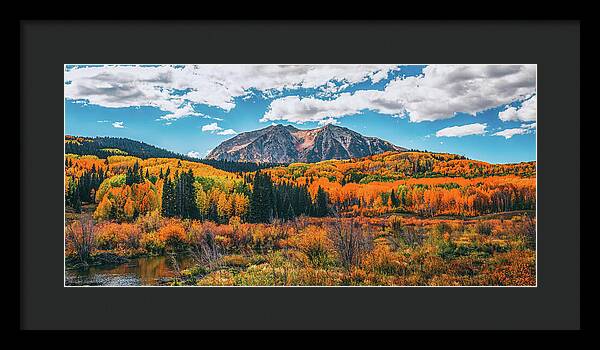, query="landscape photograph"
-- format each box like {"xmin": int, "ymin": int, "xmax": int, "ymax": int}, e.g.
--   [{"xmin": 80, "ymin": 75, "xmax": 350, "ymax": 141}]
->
[{"xmin": 64, "ymin": 64, "xmax": 537, "ymax": 287}]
